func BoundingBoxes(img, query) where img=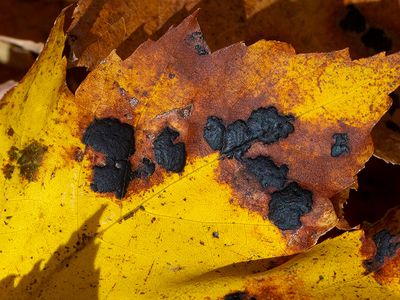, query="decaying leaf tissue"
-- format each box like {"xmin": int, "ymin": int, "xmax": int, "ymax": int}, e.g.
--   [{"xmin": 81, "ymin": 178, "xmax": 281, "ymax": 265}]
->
[{"xmin": 0, "ymin": 0, "xmax": 399, "ymax": 299}]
